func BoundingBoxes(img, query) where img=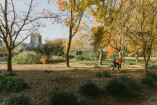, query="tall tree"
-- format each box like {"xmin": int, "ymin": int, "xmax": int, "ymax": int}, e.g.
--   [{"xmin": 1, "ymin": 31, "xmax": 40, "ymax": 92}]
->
[
  {"xmin": 56, "ymin": 0, "xmax": 86, "ymax": 67},
  {"xmin": 92, "ymin": 26, "xmax": 111, "ymax": 65},
  {"xmin": 127, "ymin": 0, "xmax": 157, "ymax": 73},
  {"xmin": 0, "ymin": 0, "xmax": 41, "ymax": 71}
]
